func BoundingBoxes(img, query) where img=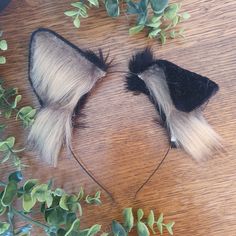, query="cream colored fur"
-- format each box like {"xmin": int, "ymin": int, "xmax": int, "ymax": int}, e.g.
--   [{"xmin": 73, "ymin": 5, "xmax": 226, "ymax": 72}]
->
[
  {"xmin": 139, "ymin": 65, "xmax": 221, "ymax": 160},
  {"xmin": 28, "ymin": 31, "xmax": 106, "ymax": 166}
]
